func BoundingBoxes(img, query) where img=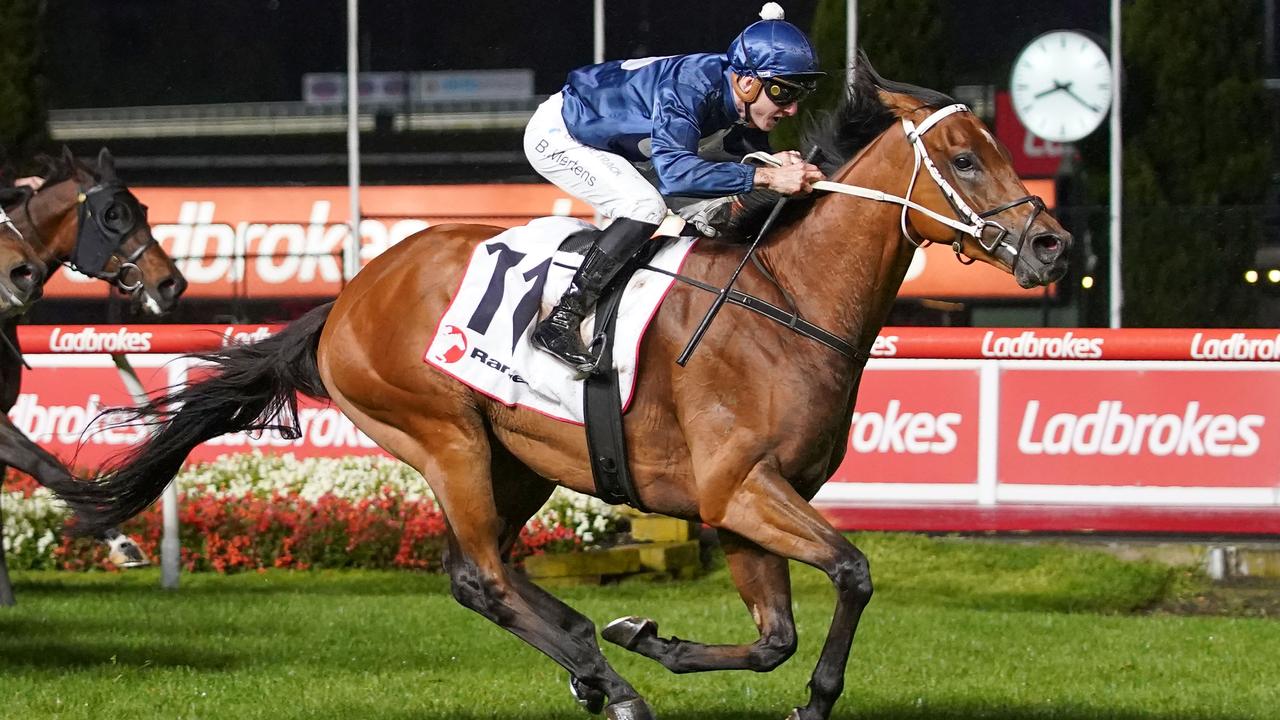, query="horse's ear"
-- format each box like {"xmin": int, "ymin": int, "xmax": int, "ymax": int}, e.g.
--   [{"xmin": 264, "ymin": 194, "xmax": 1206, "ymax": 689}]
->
[
  {"xmin": 61, "ymin": 145, "xmax": 90, "ymax": 182},
  {"xmin": 97, "ymin": 147, "xmax": 117, "ymax": 180}
]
